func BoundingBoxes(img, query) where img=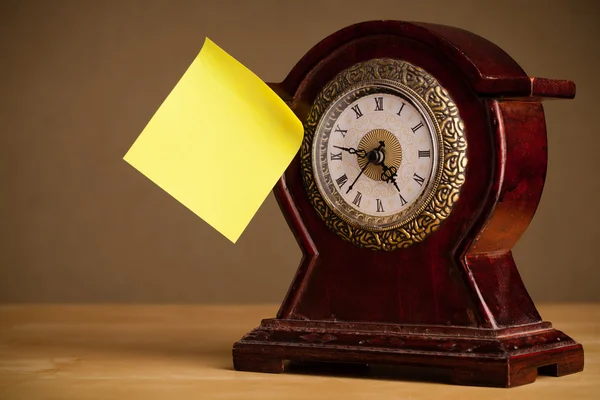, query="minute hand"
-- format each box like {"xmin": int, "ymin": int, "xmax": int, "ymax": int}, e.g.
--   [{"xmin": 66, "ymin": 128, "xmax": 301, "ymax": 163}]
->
[{"xmin": 346, "ymin": 161, "xmax": 371, "ymax": 194}]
